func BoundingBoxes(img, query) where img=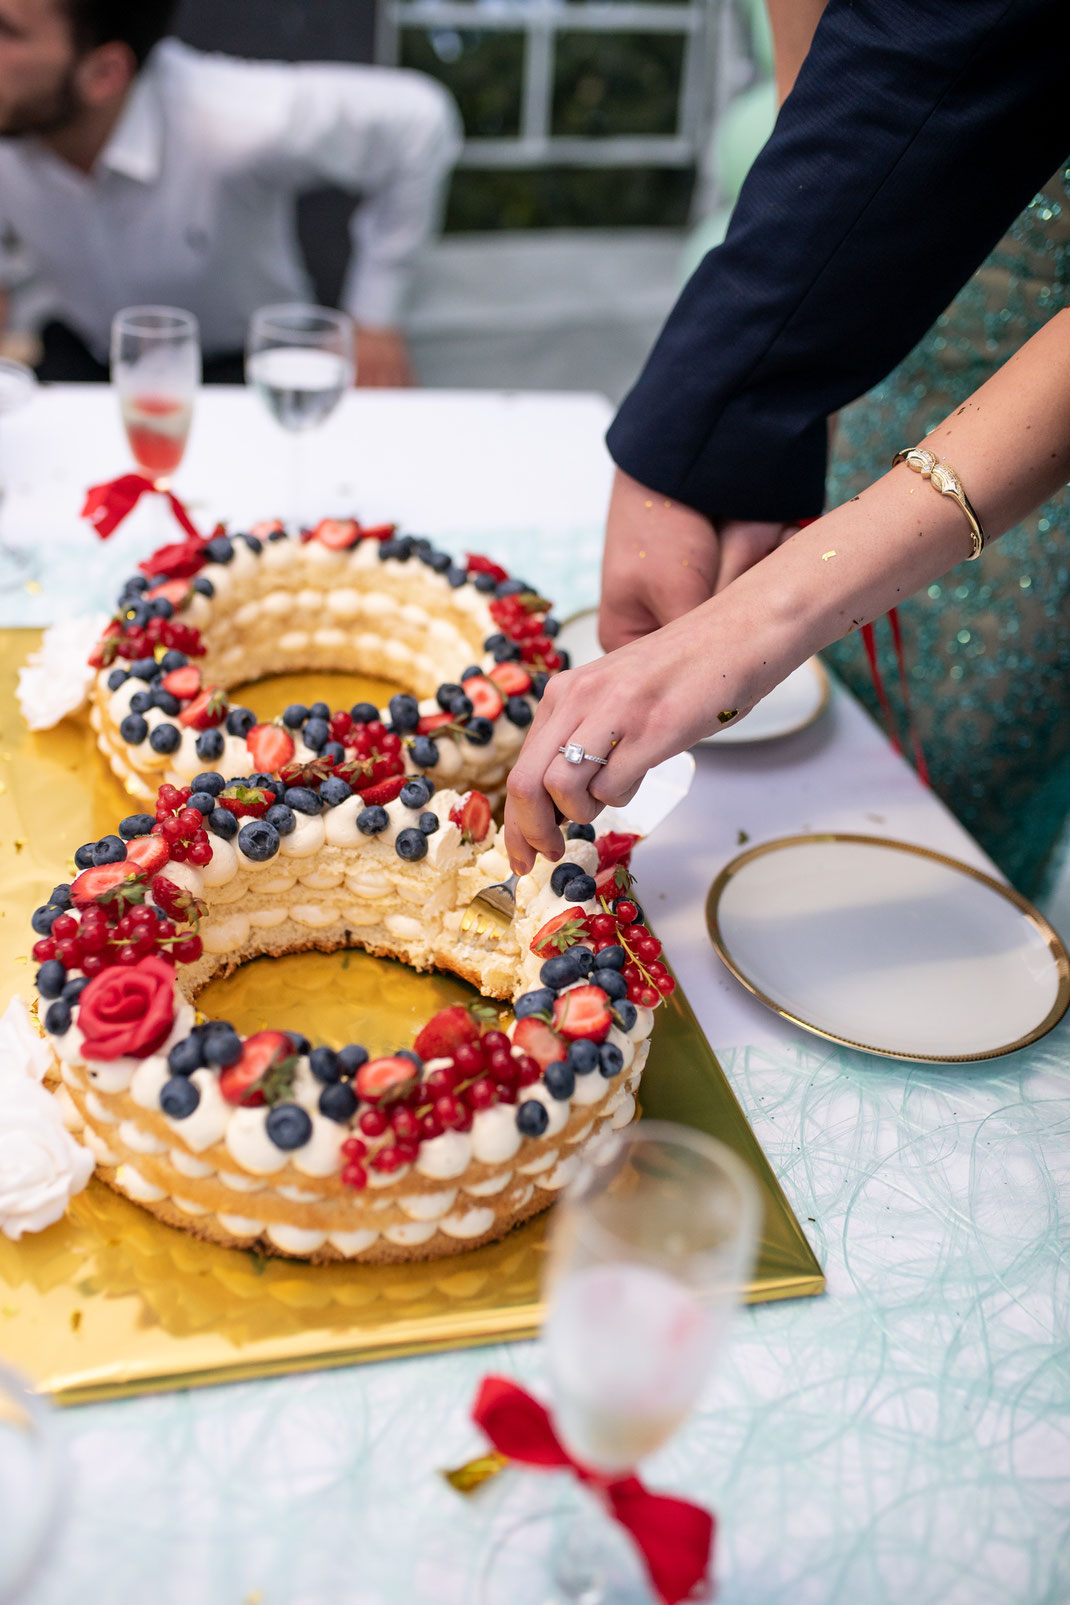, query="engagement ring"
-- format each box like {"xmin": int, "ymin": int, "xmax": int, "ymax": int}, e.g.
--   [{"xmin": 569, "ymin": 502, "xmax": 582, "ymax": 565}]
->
[{"xmin": 559, "ymin": 742, "xmax": 609, "ymax": 766}]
